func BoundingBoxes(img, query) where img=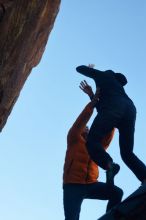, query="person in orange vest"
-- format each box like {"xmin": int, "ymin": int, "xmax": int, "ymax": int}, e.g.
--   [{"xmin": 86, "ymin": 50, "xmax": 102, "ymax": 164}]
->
[{"xmin": 63, "ymin": 82, "xmax": 123, "ymax": 220}]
